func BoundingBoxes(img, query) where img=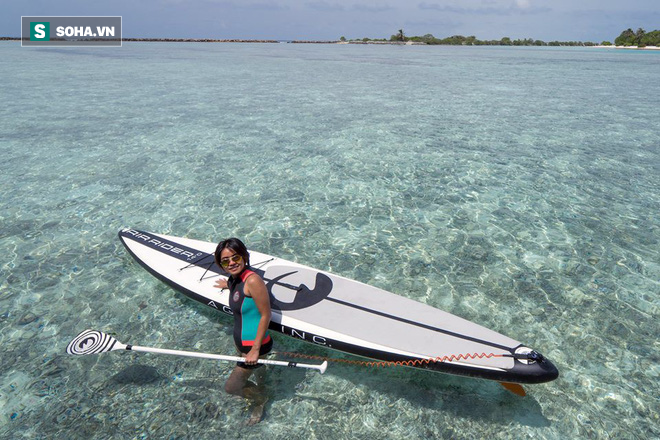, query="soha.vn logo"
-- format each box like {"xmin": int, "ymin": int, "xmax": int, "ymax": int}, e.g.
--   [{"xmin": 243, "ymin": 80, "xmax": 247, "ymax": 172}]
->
[{"xmin": 30, "ymin": 22, "xmax": 50, "ymax": 41}]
